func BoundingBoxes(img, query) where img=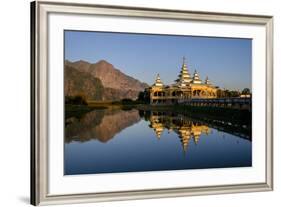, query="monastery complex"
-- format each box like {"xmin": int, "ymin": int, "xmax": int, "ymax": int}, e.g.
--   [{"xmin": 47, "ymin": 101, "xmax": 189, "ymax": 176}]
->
[{"xmin": 147, "ymin": 57, "xmax": 218, "ymax": 104}]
